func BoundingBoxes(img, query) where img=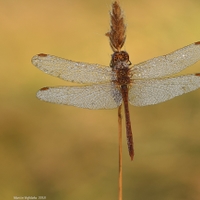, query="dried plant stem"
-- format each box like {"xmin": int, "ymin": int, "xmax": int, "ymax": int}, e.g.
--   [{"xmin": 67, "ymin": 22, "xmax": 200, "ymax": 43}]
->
[
  {"xmin": 107, "ymin": 1, "xmax": 126, "ymax": 199},
  {"xmin": 118, "ymin": 105, "xmax": 122, "ymax": 200}
]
